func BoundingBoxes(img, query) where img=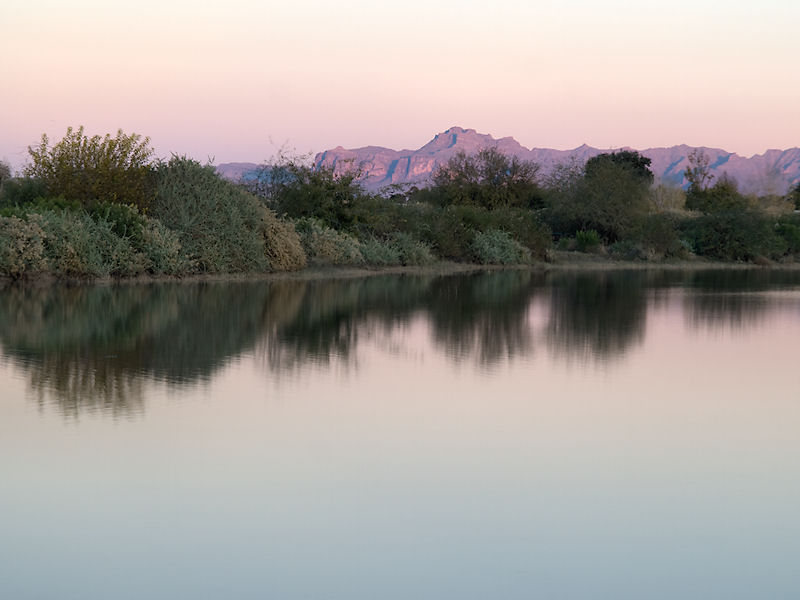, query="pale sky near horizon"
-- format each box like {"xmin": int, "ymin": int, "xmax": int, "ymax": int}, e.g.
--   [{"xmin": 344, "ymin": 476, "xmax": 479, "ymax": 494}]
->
[{"xmin": 1, "ymin": 0, "xmax": 798, "ymax": 171}]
